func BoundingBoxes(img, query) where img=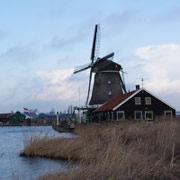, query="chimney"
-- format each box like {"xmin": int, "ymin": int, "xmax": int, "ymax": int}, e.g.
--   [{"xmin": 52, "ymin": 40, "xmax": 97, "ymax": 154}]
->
[{"xmin": 136, "ymin": 85, "xmax": 140, "ymax": 90}]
